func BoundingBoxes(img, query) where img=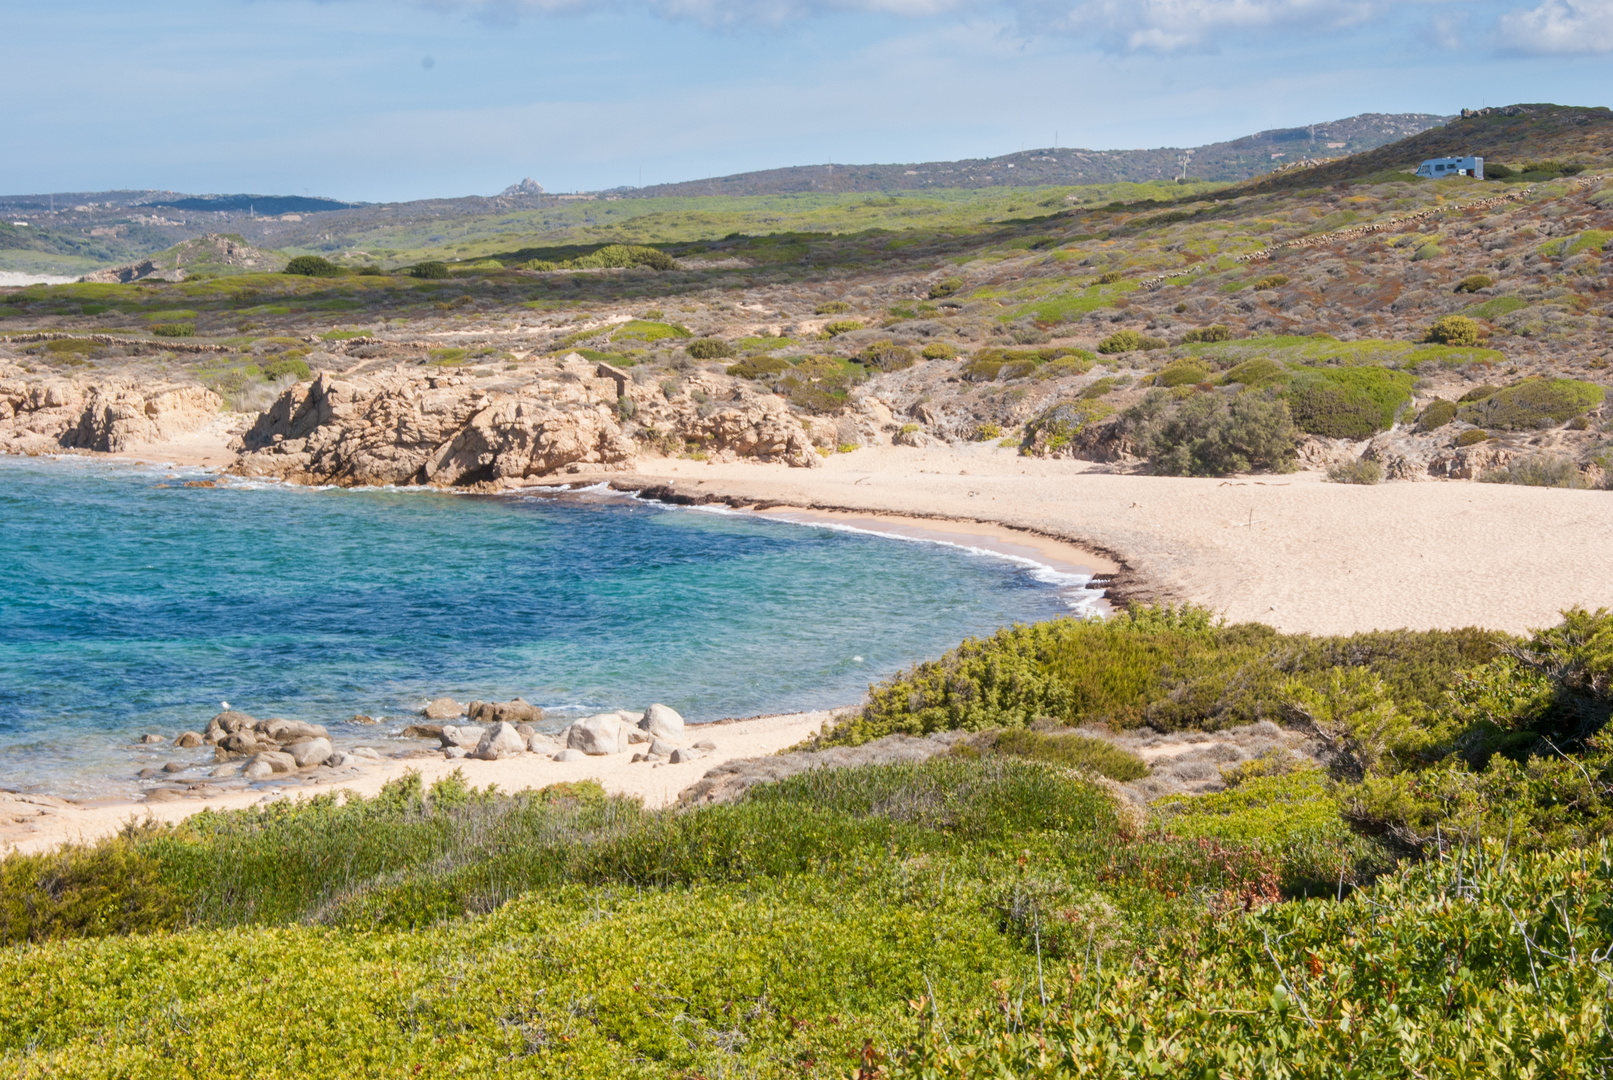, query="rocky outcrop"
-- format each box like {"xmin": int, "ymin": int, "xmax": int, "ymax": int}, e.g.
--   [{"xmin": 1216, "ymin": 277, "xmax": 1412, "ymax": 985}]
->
[
  {"xmin": 0, "ymin": 370, "xmax": 220, "ymax": 454},
  {"xmin": 233, "ymin": 369, "xmax": 637, "ymax": 487}
]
